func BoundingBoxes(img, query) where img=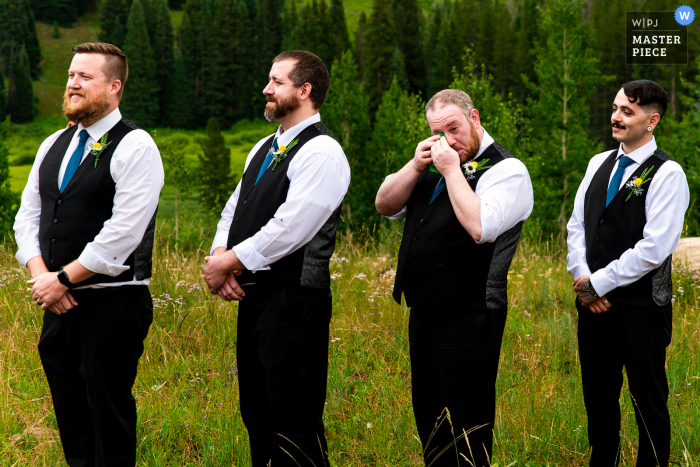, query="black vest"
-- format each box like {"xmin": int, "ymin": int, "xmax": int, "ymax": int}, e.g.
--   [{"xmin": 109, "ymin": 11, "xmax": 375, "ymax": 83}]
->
[
  {"xmin": 584, "ymin": 149, "xmax": 673, "ymax": 306},
  {"xmin": 227, "ymin": 122, "xmax": 342, "ymax": 288},
  {"xmin": 38, "ymin": 119, "xmax": 157, "ymax": 287},
  {"xmin": 393, "ymin": 142, "xmax": 524, "ymax": 309}
]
